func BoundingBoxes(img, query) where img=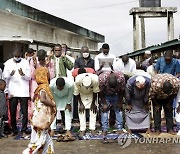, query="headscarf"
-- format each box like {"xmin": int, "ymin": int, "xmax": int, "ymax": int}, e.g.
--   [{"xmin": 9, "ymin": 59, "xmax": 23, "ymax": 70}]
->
[{"xmin": 34, "ymin": 67, "xmax": 54, "ymax": 100}]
